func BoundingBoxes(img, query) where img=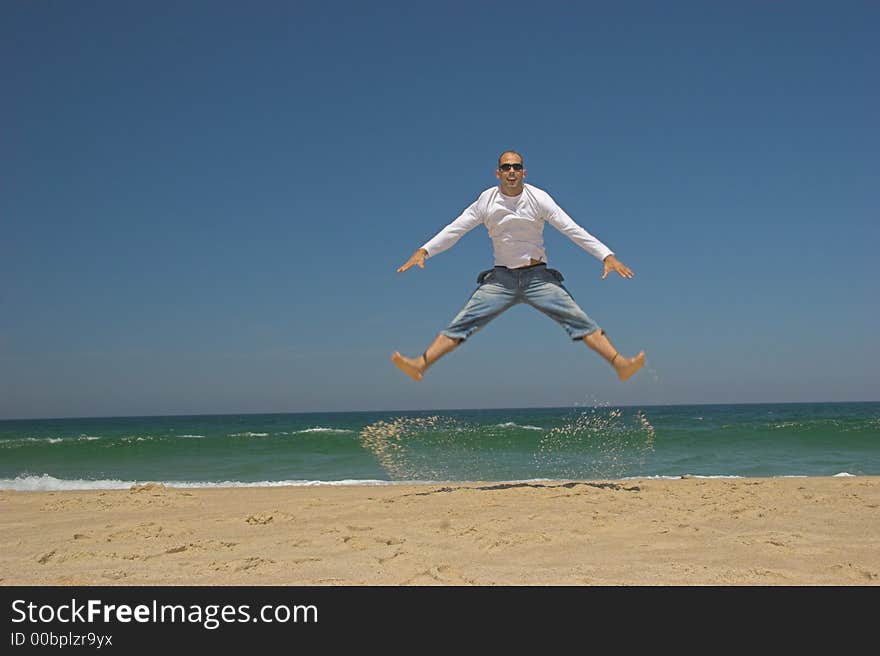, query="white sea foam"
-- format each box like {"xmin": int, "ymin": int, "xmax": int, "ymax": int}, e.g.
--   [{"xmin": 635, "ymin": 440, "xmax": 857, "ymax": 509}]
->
[
  {"xmin": 2, "ymin": 474, "xmax": 137, "ymax": 491},
  {"xmin": 0, "ymin": 474, "xmax": 655, "ymax": 492},
  {"xmin": 295, "ymin": 427, "xmax": 356, "ymax": 434},
  {"xmin": 631, "ymin": 473, "xmax": 861, "ymax": 480},
  {"xmin": 178, "ymin": 434, "xmax": 205, "ymax": 439},
  {"xmin": 121, "ymin": 436, "xmax": 154, "ymax": 443},
  {"xmin": 1, "ymin": 471, "xmax": 862, "ymax": 492},
  {"xmin": 682, "ymin": 474, "xmax": 744, "ymax": 479},
  {"xmin": 493, "ymin": 422, "xmax": 544, "ymax": 431},
  {"xmin": 227, "ymin": 428, "xmax": 355, "ymax": 437},
  {"xmin": 0, "ymin": 474, "xmax": 419, "ymax": 492},
  {"xmin": 2, "ymin": 436, "xmax": 99, "ymax": 446},
  {"xmin": 626, "ymin": 474, "xmax": 745, "ymax": 480}
]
